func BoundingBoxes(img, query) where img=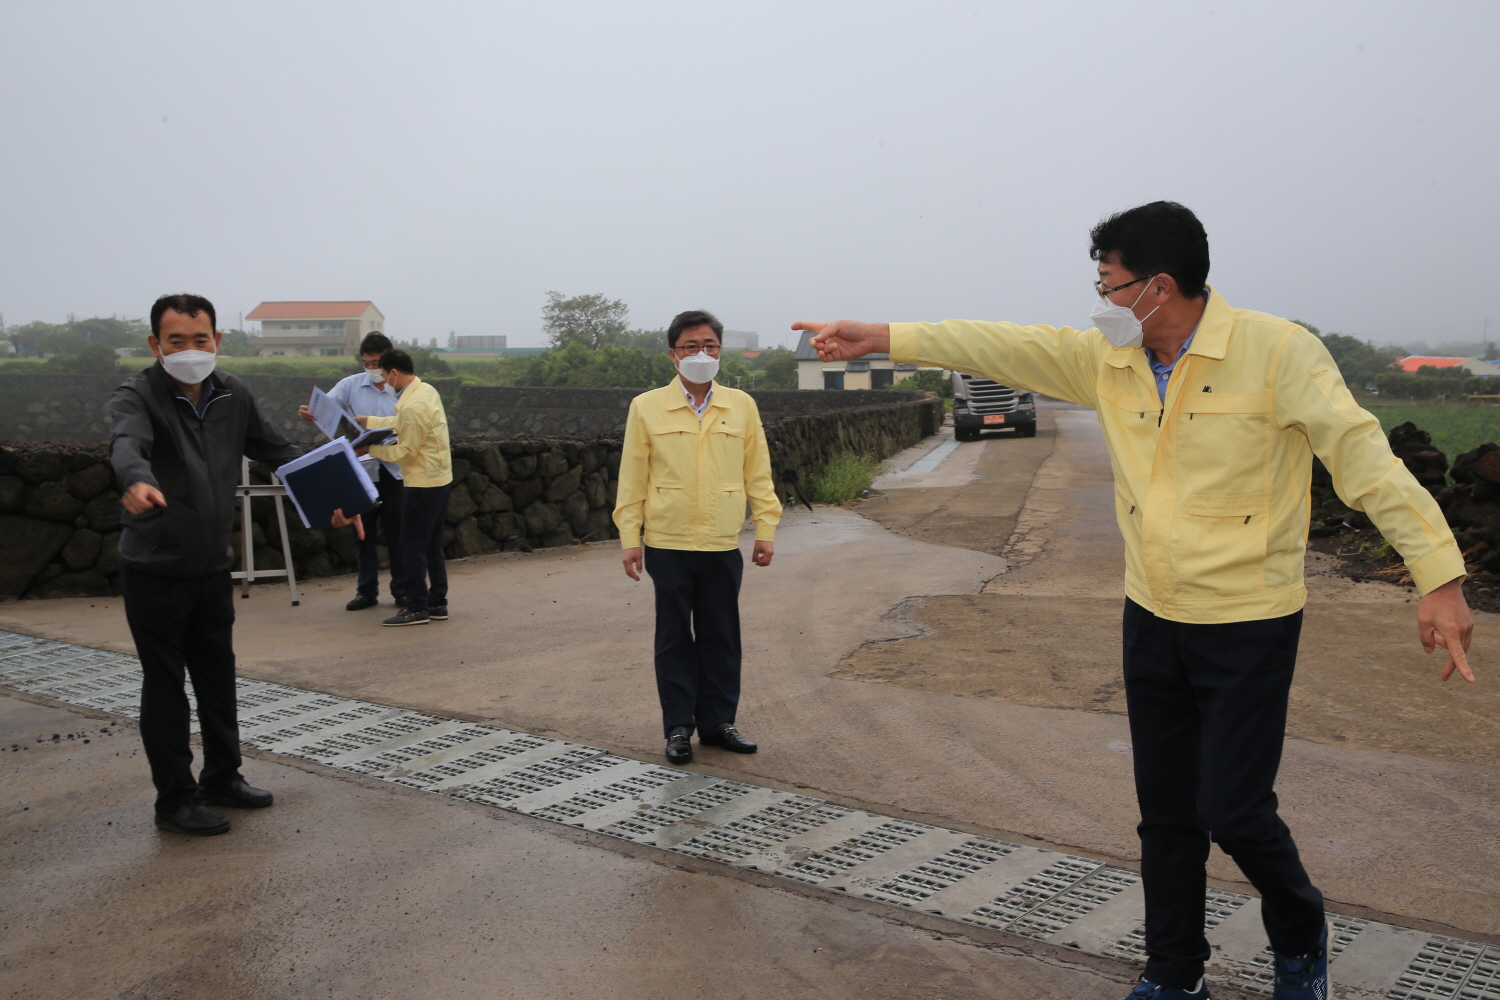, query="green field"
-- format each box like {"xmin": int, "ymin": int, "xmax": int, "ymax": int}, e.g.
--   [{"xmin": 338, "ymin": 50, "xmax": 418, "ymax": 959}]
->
[{"xmin": 1359, "ymin": 399, "xmax": 1500, "ymax": 464}]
